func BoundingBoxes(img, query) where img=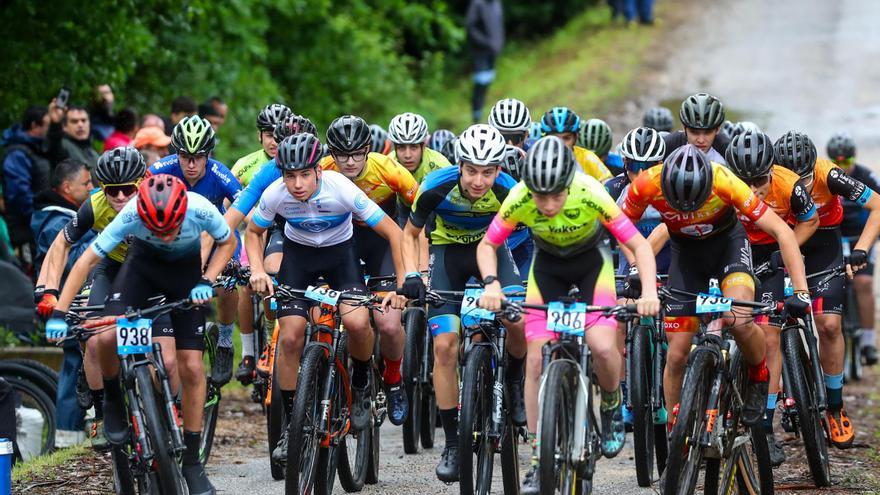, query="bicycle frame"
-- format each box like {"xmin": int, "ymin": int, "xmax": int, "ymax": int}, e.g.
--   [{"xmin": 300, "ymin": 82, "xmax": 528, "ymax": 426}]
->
[{"xmin": 462, "ymin": 317, "xmax": 511, "ymax": 451}]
